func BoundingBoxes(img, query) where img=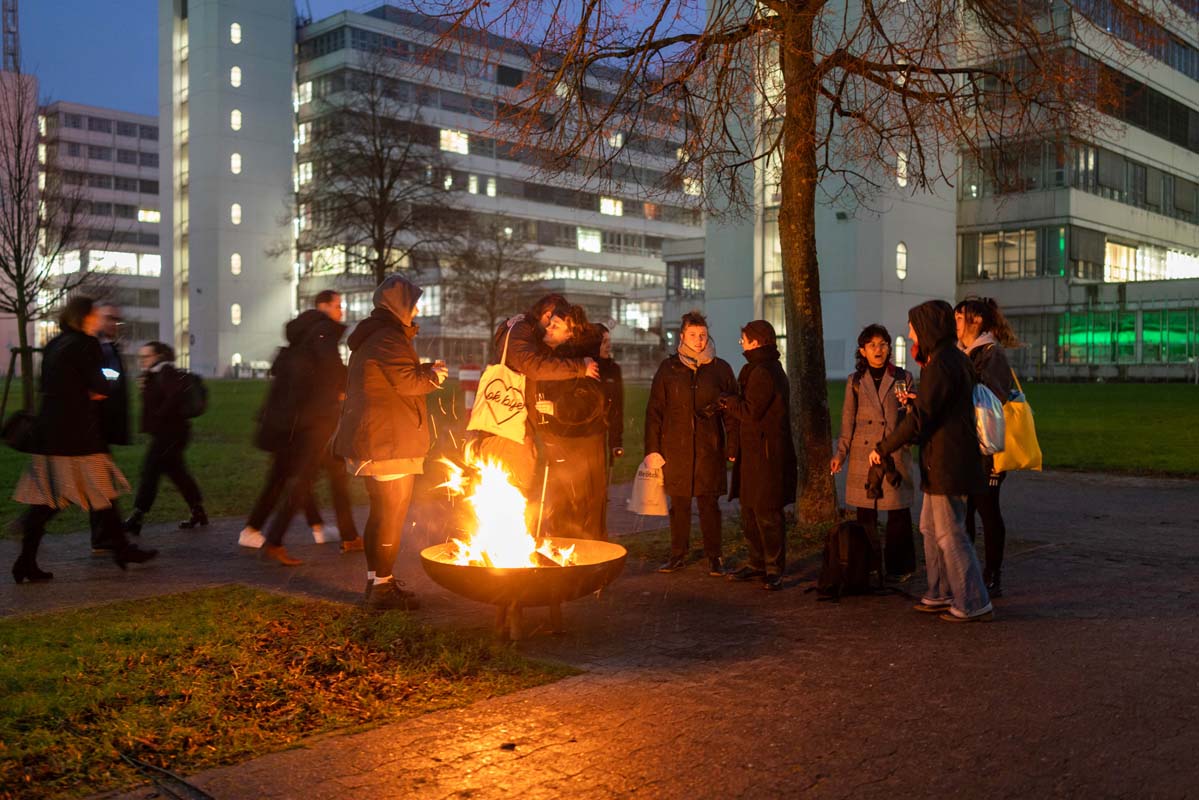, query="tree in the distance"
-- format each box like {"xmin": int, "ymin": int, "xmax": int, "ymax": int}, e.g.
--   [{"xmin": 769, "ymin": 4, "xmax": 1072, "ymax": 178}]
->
[
  {"xmin": 295, "ymin": 49, "xmax": 462, "ymax": 287},
  {"xmin": 420, "ymin": 0, "xmax": 1175, "ymax": 521},
  {"xmin": 442, "ymin": 215, "xmax": 544, "ymax": 359},
  {"xmin": 0, "ymin": 71, "xmax": 93, "ymax": 411}
]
